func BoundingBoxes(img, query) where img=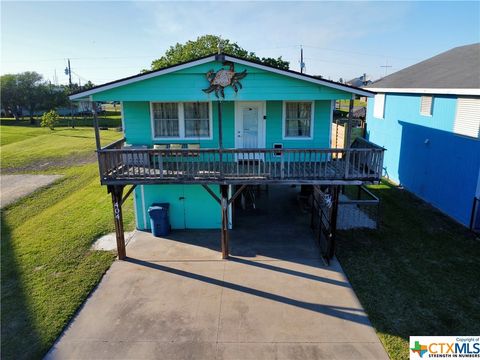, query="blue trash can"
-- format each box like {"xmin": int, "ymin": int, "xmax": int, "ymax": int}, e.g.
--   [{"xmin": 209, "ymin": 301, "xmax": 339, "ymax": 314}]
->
[{"xmin": 148, "ymin": 203, "xmax": 170, "ymax": 237}]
